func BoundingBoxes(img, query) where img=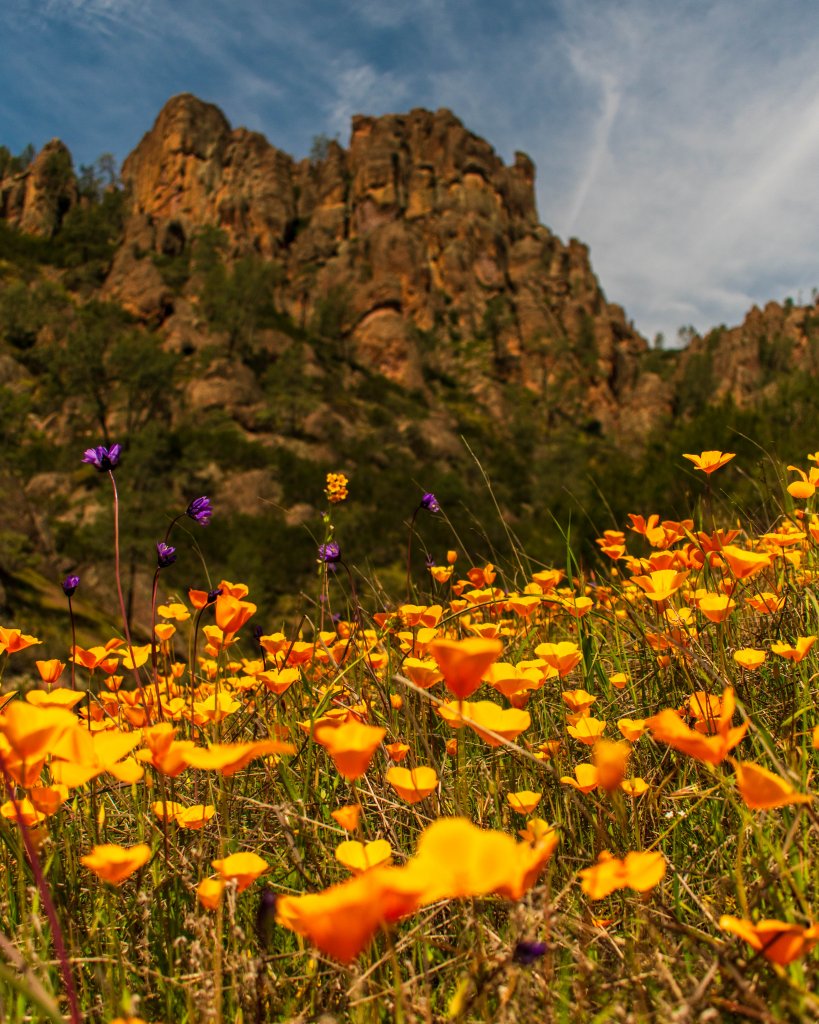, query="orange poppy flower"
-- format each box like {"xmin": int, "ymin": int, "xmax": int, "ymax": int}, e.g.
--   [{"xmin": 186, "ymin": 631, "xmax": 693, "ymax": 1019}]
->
[
  {"xmin": 215, "ymin": 594, "xmax": 257, "ymax": 635},
  {"xmin": 175, "ymin": 804, "xmax": 217, "ymax": 830},
  {"xmin": 561, "ymin": 595, "xmax": 594, "ymax": 618},
  {"xmin": 0, "ymin": 627, "xmax": 41, "ymax": 655},
  {"xmin": 401, "ymin": 657, "xmax": 443, "ymax": 690},
  {"xmin": 647, "ymin": 687, "xmax": 747, "ymax": 765},
  {"xmin": 151, "ymin": 800, "xmax": 183, "ymax": 822},
  {"xmin": 157, "ymin": 601, "xmax": 190, "ymax": 621},
  {"xmin": 609, "ymin": 672, "xmax": 629, "ymax": 690},
  {"xmin": 0, "ymin": 703, "xmax": 78, "ymax": 765},
  {"xmin": 719, "ymin": 545, "xmax": 771, "ymax": 580},
  {"xmin": 429, "ymin": 565, "xmax": 454, "ymax": 583},
  {"xmin": 771, "ymin": 636, "xmax": 816, "ymax": 662},
  {"xmin": 731, "ymin": 760, "xmax": 814, "ymax": 810},
  {"xmin": 197, "ymin": 877, "xmax": 225, "ymax": 910},
  {"xmin": 81, "ymin": 843, "xmax": 151, "ymax": 886},
  {"xmin": 621, "ymin": 777, "xmax": 650, "ymax": 797},
  {"xmin": 34, "ymin": 660, "xmax": 66, "ymax": 685},
  {"xmin": 631, "ymin": 569, "xmax": 689, "ymax": 603},
  {"xmin": 211, "ymin": 852, "xmax": 269, "ymax": 892},
  {"xmin": 183, "ymin": 739, "xmax": 294, "ymax": 776},
  {"xmin": 331, "ymin": 804, "xmax": 362, "ymax": 831},
  {"xmin": 484, "ymin": 662, "xmax": 543, "ymax": 699},
  {"xmin": 276, "ymin": 864, "xmax": 426, "ymax": 962},
  {"xmin": 136, "ymin": 724, "xmax": 195, "ymax": 778},
  {"xmin": 409, "ymin": 817, "xmax": 559, "ymax": 904},
  {"xmin": 579, "ymin": 850, "xmax": 666, "ymax": 899},
  {"xmin": 313, "ymin": 721, "xmax": 386, "ymax": 780},
  {"xmin": 70, "ymin": 645, "xmax": 120, "ymax": 673},
  {"xmin": 733, "ymin": 649, "xmax": 766, "ymax": 670},
  {"xmin": 385, "ymin": 766, "xmax": 438, "ymax": 803},
  {"xmin": 592, "ymin": 740, "xmax": 631, "ymax": 791},
  {"xmin": 682, "ymin": 451, "xmax": 736, "ymax": 474},
  {"xmin": 507, "ymin": 791, "xmax": 542, "ymax": 814},
  {"xmin": 719, "ymin": 916, "xmax": 819, "ymax": 965},
  {"xmin": 697, "ymin": 593, "xmax": 736, "ymax": 623},
  {"xmin": 786, "ymin": 465, "xmax": 819, "ymax": 499},
  {"xmin": 119, "ymin": 644, "xmax": 151, "ymax": 671},
  {"xmin": 534, "ymin": 641, "xmax": 582, "ymax": 677},
  {"xmin": 52, "ymin": 727, "xmax": 143, "ymax": 787},
  {"xmin": 385, "ymin": 742, "xmax": 410, "ymax": 762},
  {"xmin": 188, "ymin": 589, "xmax": 212, "ymax": 611},
  {"xmin": 25, "ymin": 688, "xmax": 84, "ymax": 711},
  {"xmin": 467, "ymin": 564, "xmax": 497, "ymax": 587},
  {"xmin": 1, "ymin": 797, "xmax": 46, "ymax": 827},
  {"xmin": 427, "ymin": 638, "xmax": 503, "ymax": 699},
  {"xmin": 561, "ymin": 689, "xmax": 597, "ymax": 714},
  {"xmin": 567, "ymin": 717, "xmax": 606, "ymax": 745},
  {"xmin": 335, "ymin": 839, "xmax": 392, "ymax": 873},
  {"xmin": 505, "ymin": 594, "xmax": 541, "ymax": 618},
  {"xmin": 258, "ymin": 668, "xmax": 300, "ymax": 695},
  {"xmin": 154, "ymin": 623, "xmax": 176, "ymax": 643},
  {"xmin": 437, "ymin": 700, "xmax": 530, "ymax": 747},
  {"xmin": 531, "ymin": 569, "xmax": 564, "ymax": 593},
  {"xmin": 745, "ymin": 592, "xmax": 785, "ymax": 615},
  {"xmin": 618, "ymin": 718, "xmax": 648, "ymax": 742},
  {"xmin": 560, "ymin": 763, "xmax": 599, "ymax": 794}
]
